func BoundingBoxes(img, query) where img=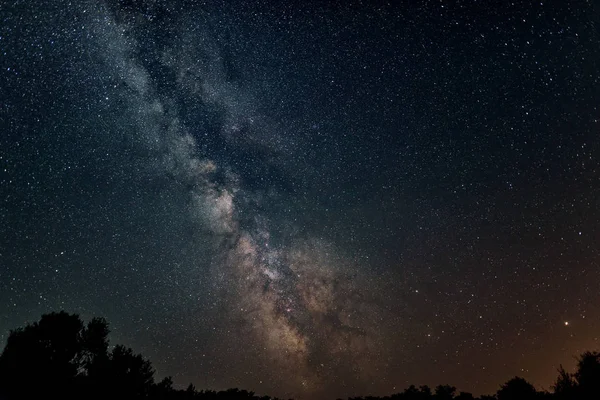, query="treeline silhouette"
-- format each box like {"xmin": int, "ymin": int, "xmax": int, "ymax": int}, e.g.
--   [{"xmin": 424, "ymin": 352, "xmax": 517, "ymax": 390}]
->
[
  {"xmin": 0, "ymin": 312, "xmax": 598, "ymax": 400},
  {"xmin": 0, "ymin": 312, "xmax": 287, "ymax": 400},
  {"xmin": 341, "ymin": 355, "xmax": 600, "ymax": 400}
]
